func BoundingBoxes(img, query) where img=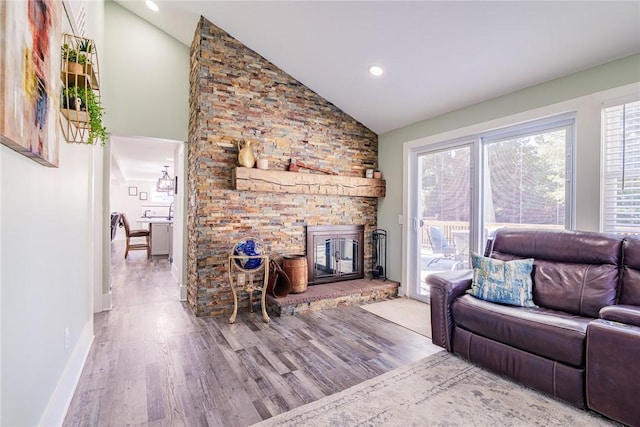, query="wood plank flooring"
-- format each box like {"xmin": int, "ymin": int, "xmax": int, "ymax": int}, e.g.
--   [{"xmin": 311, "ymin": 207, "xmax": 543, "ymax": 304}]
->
[{"xmin": 62, "ymin": 241, "xmax": 438, "ymax": 426}]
